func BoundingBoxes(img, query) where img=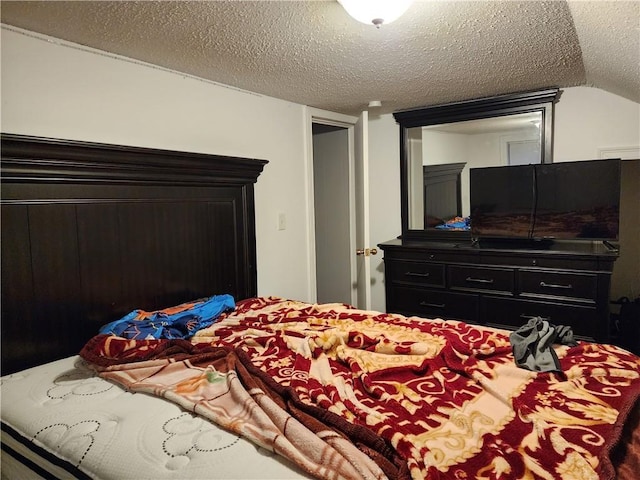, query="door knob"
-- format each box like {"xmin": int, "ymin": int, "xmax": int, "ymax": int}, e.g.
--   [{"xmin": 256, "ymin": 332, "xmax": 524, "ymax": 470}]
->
[{"xmin": 356, "ymin": 248, "xmax": 378, "ymax": 256}]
